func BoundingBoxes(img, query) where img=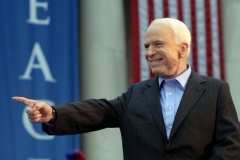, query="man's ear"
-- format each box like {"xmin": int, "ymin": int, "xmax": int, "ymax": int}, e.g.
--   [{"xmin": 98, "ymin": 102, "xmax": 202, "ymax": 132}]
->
[{"xmin": 179, "ymin": 43, "xmax": 188, "ymax": 58}]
